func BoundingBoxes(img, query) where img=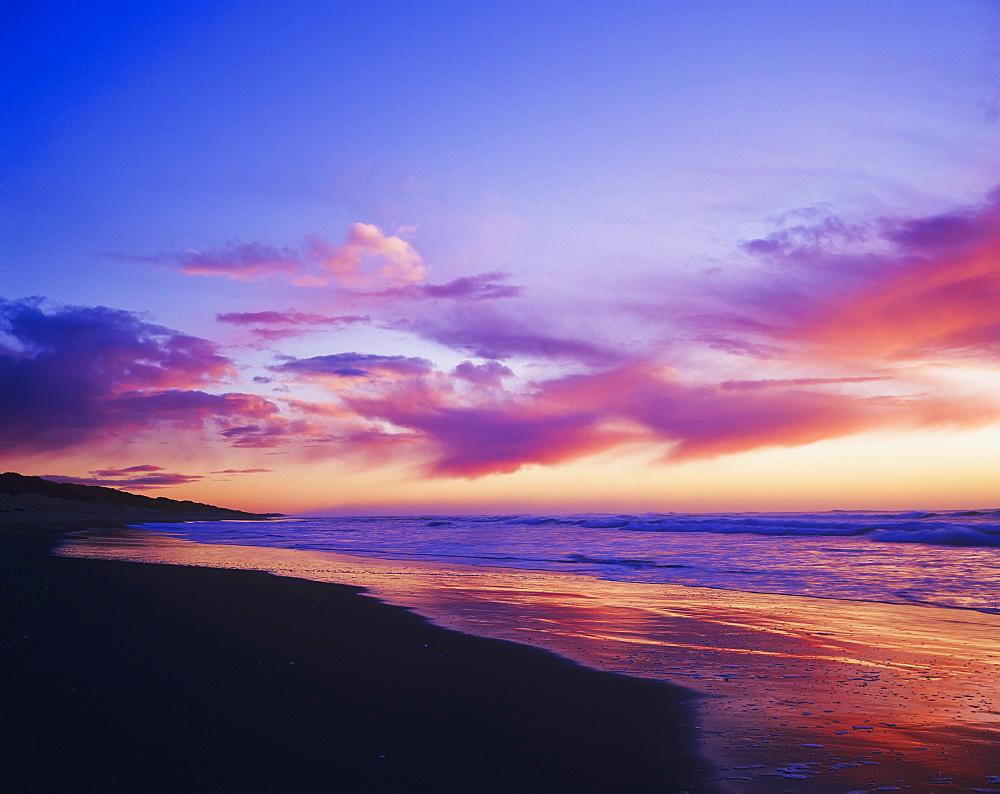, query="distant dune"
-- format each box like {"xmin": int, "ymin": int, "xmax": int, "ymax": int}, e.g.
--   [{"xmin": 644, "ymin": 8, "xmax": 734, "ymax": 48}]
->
[{"xmin": 0, "ymin": 472, "xmax": 272, "ymax": 527}]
